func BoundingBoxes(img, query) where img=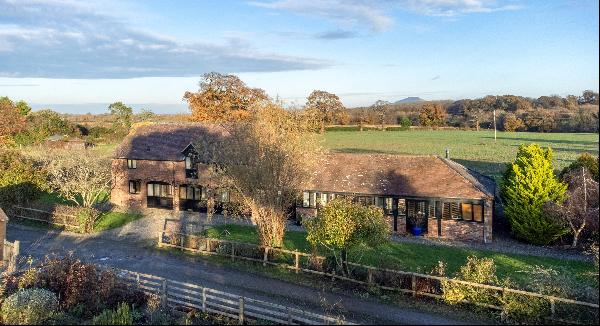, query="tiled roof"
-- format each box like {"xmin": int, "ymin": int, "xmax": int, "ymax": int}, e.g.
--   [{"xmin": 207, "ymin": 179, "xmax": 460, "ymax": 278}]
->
[
  {"xmin": 307, "ymin": 153, "xmax": 494, "ymax": 200},
  {"xmin": 114, "ymin": 123, "xmax": 228, "ymax": 161}
]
